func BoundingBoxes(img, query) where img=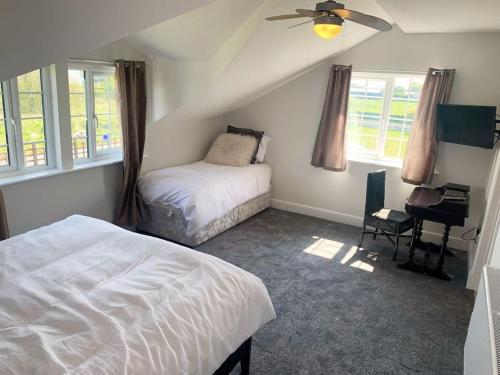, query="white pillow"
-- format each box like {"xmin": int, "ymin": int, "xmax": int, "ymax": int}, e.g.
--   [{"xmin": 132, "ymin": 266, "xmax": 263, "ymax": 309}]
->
[
  {"xmin": 255, "ymin": 135, "xmax": 271, "ymax": 163},
  {"xmin": 205, "ymin": 133, "xmax": 258, "ymax": 167}
]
